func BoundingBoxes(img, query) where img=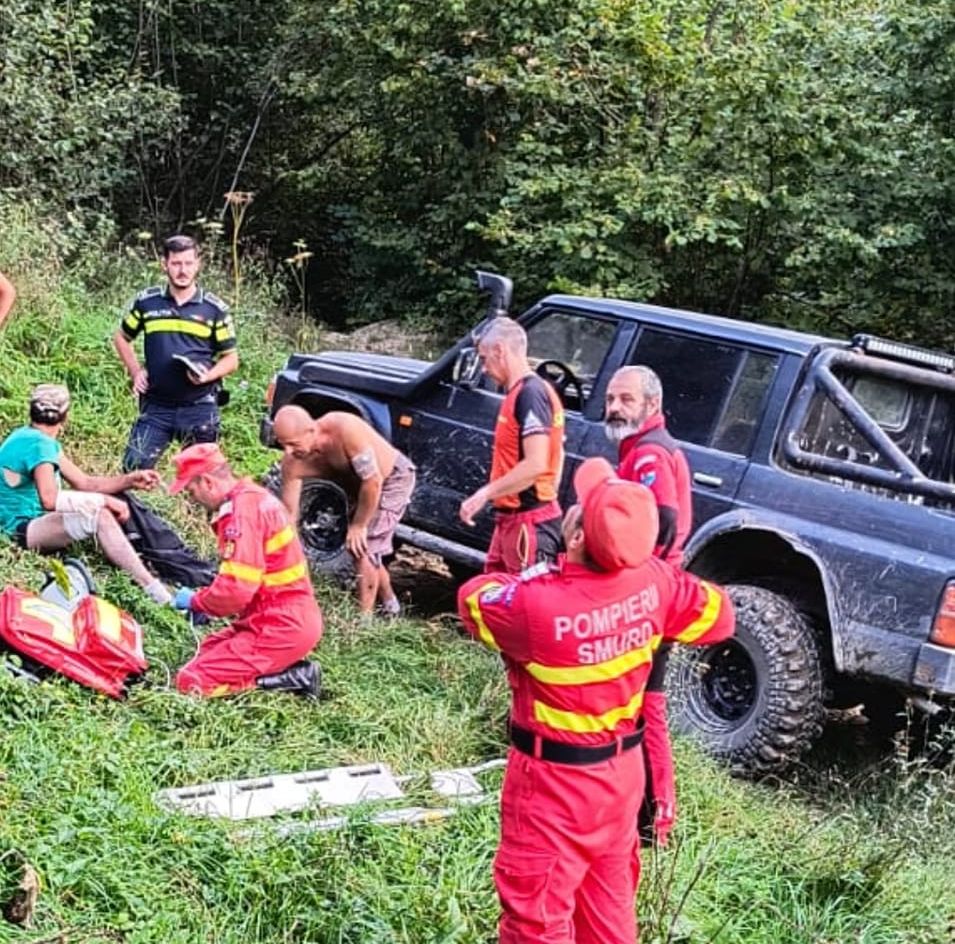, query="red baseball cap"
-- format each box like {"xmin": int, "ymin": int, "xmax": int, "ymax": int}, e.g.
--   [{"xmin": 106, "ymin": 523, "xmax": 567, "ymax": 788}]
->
[
  {"xmin": 169, "ymin": 443, "xmax": 228, "ymax": 494},
  {"xmin": 572, "ymin": 457, "xmax": 658, "ymax": 570}
]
